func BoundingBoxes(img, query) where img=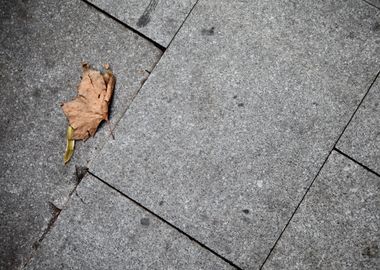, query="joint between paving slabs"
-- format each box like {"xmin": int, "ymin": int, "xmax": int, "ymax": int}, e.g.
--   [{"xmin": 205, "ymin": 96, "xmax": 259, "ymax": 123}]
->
[
  {"xmin": 80, "ymin": 0, "xmax": 166, "ymax": 52},
  {"xmin": 23, "ymin": 27, "xmax": 166, "ymax": 267},
  {"xmin": 332, "ymin": 70, "xmax": 379, "ymax": 151},
  {"xmin": 333, "ymin": 148, "xmax": 380, "ymax": 178},
  {"xmin": 81, "ymin": 0, "xmax": 201, "ymax": 51},
  {"xmin": 79, "ymin": 0, "xmax": 202, "ymax": 160},
  {"xmin": 89, "ymin": 63, "xmax": 160, "ymax": 160},
  {"xmin": 31, "ymin": 203, "xmax": 61, "ymax": 251},
  {"xmin": 22, "ymin": 166, "xmax": 89, "ymax": 269},
  {"xmin": 86, "ymin": 171, "xmax": 243, "ymax": 270},
  {"xmin": 259, "ymin": 70, "xmax": 380, "ymax": 269},
  {"xmin": 35, "ymin": 166, "xmax": 88, "ymax": 247},
  {"xmin": 164, "ymin": 0, "xmax": 201, "ymax": 49},
  {"xmin": 362, "ymin": 0, "xmax": 380, "ymax": 10}
]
